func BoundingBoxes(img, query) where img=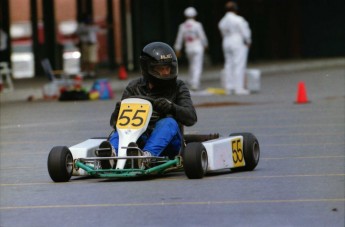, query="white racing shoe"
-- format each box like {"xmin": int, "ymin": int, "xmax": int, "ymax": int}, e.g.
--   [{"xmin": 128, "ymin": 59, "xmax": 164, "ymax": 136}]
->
[
  {"xmin": 96, "ymin": 141, "xmax": 116, "ymax": 169},
  {"xmin": 126, "ymin": 142, "xmax": 141, "ymax": 168},
  {"xmin": 235, "ymin": 89, "xmax": 250, "ymax": 95},
  {"xmin": 126, "ymin": 142, "xmax": 153, "ymax": 169},
  {"xmin": 142, "ymin": 151, "xmax": 153, "ymax": 168}
]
